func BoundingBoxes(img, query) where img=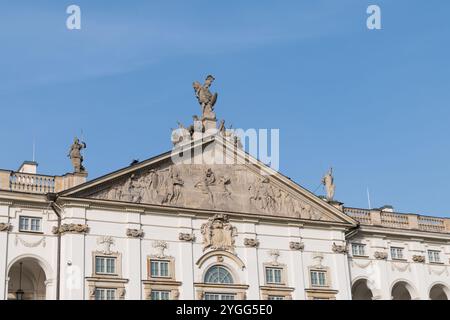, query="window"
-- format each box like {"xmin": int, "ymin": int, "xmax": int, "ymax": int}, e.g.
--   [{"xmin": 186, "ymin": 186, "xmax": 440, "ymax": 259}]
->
[
  {"xmin": 265, "ymin": 267, "xmax": 283, "ymax": 284},
  {"xmin": 151, "ymin": 290, "xmax": 170, "ymax": 300},
  {"xmin": 428, "ymin": 250, "xmax": 441, "ymax": 263},
  {"xmin": 150, "ymin": 260, "xmax": 169, "ymax": 278},
  {"xmin": 310, "ymin": 270, "xmax": 327, "ymax": 287},
  {"xmin": 351, "ymin": 243, "xmax": 366, "ymax": 256},
  {"xmin": 268, "ymin": 295, "xmax": 284, "ymax": 300},
  {"xmin": 204, "ymin": 293, "xmax": 235, "ymax": 300},
  {"xmin": 390, "ymin": 247, "xmax": 404, "ymax": 260},
  {"xmin": 204, "ymin": 266, "xmax": 233, "ymax": 284},
  {"xmin": 19, "ymin": 216, "xmax": 42, "ymax": 232},
  {"xmin": 95, "ymin": 256, "xmax": 116, "ymax": 275},
  {"xmin": 95, "ymin": 288, "xmax": 116, "ymax": 300}
]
